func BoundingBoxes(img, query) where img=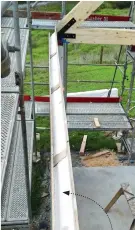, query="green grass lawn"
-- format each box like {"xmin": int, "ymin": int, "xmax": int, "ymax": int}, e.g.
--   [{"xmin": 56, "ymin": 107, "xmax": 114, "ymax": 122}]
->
[
  {"xmin": 34, "ymin": 2, "xmax": 129, "ymax": 16},
  {"xmin": 25, "ymin": 4, "xmax": 135, "ymax": 154}
]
